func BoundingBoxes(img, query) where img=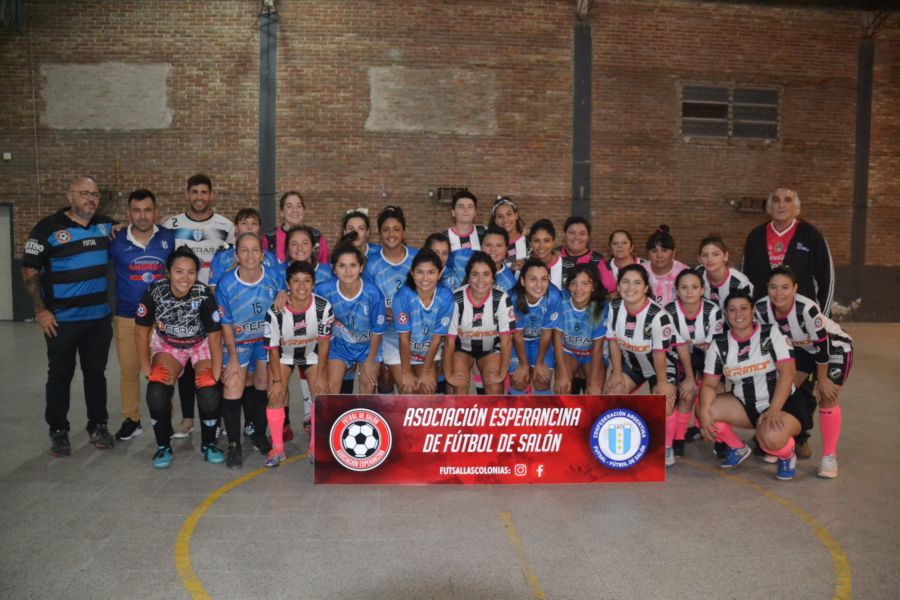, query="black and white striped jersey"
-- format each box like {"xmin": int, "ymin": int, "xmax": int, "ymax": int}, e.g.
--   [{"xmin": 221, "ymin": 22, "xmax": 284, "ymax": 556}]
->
[
  {"xmin": 447, "ymin": 225, "xmax": 486, "ymax": 252},
  {"xmin": 505, "ymin": 233, "xmax": 529, "ymax": 268},
  {"xmin": 560, "ymin": 249, "xmax": 604, "ymax": 288},
  {"xmin": 755, "ymin": 294, "xmax": 852, "ymax": 363},
  {"xmin": 704, "ymin": 324, "xmax": 794, "ymax": 414},
  {"xmin": 695, "ymin": 266, "xmax": 754, "ymax": 312},
  {"xmin": 665, "ymin": 299, "xmax": 724, "ymax": 351},
  {"xmin": 264, "ymin": 294, "xmax": 333, "ymax": 368},
  {"xmin": 605, "ymin": 298, "xmax": 676, "ymax": 379},
  {"xmin": 447, "ymin": 286, "xmax": 515, "ymax": 355}
]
